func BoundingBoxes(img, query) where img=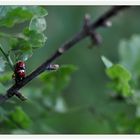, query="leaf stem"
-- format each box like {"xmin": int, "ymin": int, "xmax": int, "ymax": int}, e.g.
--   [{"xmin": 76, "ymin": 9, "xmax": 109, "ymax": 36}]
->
[{"xmin": 0, "ymin": 44, "xmax": 14, "ymax": 71}]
